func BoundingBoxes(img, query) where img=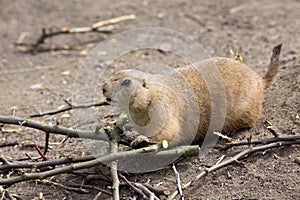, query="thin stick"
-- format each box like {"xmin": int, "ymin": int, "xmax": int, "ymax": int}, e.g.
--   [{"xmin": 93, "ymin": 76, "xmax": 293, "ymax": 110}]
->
[
  {"xmin": 92, "ymin": 15, "xmax": 136, "ymax": 28},
  {"xmin": 43, "ymin": 132, "xmax": 50, "ymax": 155},
  {"xmin": 168, "ymin": 140, "xmax": 300, "ymax": 199},
  {"xmin": 134, "ymin": 183, "xmax": 160, "ymax": 200},
  {"xmin": 93, "ymin": 192, "xmax": 102, "ymax": 200},
  {"xmin": 0, "ymin": 115, "xmax": 108, "ymax": 141},
  {"xmin": 15, "ymin": 15, "xmax": 136, "ymax": 52},
  {"xmin": 172, "ymin": 164, "xmax": 184, "ymax": 200},
  {"xmin": 197, "ymin": 141, "xmax": 300, "ymax": 180},
  {"xmin": 264, "ymin": 121, "xmax": 280, "ymax": 138},
  {"xmin": 0, "ymin": 154, "xmax": 95, "ymax": 171},
  {"xmin": 110, "ymin": 161, "xmax": 120, "ymax": 200},
  {"xmin": 119, "ymin": 174, "xmax": 149, "ymax": 200},
  {"xmin": 110, "ymin": 130, "xmax": 120, "ymax": 200},
  {"xmin": 220, "ymin": 135, "xmax": 300, "ymax": 150},
  {"xmin": 29, "ymin": 101, "xmax": 109, "ymax": 118},
  {"xmin": 143, "ymin": 183, "xmax": 172, "ymax": 196},
  {"xmin": 33, "ymin": 144, "xmax": 47, "ymax": 161},
  {"xmin": 33, "ymin": 26, "xmax": 110, "ymax": 45},
  {"xmin": 37, "ymin": 179, "xmax": 89, "ymax": 193}
]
